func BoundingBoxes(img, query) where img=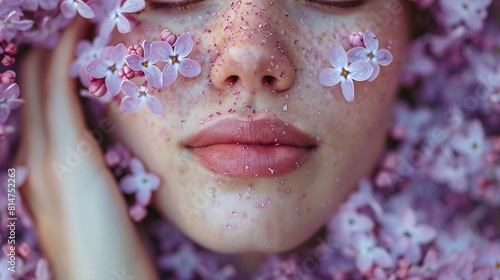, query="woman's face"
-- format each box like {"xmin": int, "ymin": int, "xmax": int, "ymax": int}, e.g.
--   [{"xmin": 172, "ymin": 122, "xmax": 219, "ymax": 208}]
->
[{"xmin": 107, "ymin": 0, "xmax": 412, "ymax": 253}]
